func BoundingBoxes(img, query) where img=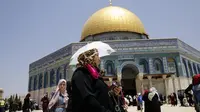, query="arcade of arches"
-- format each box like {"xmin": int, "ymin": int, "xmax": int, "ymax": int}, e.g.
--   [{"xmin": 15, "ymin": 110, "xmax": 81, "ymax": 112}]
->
[{"xmin": 103, "ymin": 57, "xmax": 200, "ymax": 96}]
